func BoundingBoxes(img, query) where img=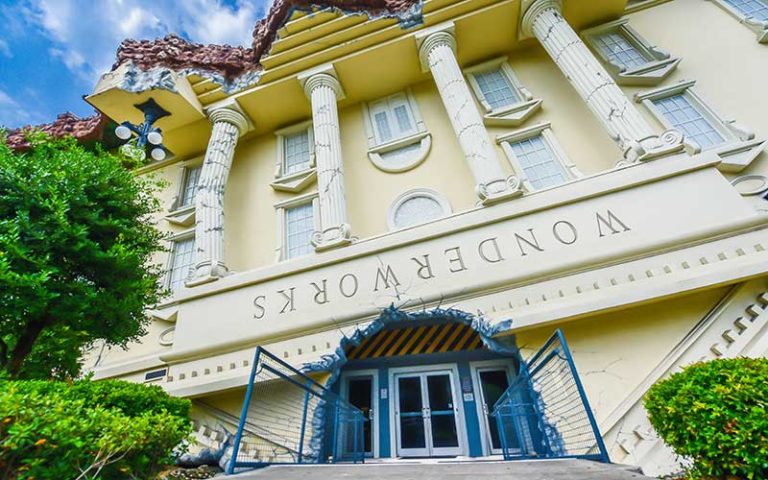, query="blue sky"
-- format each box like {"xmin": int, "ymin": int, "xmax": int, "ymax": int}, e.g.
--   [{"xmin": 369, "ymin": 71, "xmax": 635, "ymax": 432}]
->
[{"xmin": 0, "ymin": 0, "xmax": 270, "ymax": 130}]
